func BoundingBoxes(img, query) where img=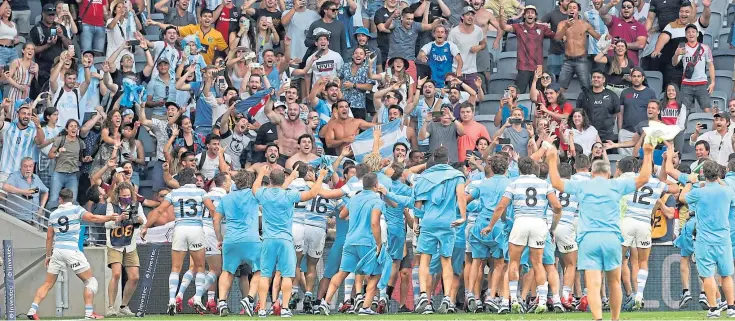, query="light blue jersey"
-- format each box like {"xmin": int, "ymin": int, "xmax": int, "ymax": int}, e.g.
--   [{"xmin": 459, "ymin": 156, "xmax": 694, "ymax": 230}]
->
[
  {"xmin": 336, "ymin": 177, "xmax": 364, "ymax": 240},
  {"xmin": 723, "ymin": 173, "xmax": 735, "ymax": 247},
  {"xmin": 464, "ymin": 179, "xmax": 483, "ymax": 224},
  {"xmin": 49, "ymin": 203, "xmax": 87, "ymax": 251},
  {"xmin": 503, "ymin": 174, "xmax": 553, "ymax": 220},
  {"xmin": 216, "ymin": 189, "xmax": 261, "ymax": 244},
  {"xmin": 203, "ymin": 187, "xmax": 227, "ymax": 229},
  {"xmin": 290, "ymin": 179, "xmax": 311, "ymax": 225},
  {"xmin": 166, "ymin": 184, "xmax": 207, "ymax": 227},
  {"xmin": 293, "ymin": 179, "xmax": 335, "ymax": 230},
  {"xmin": 685, "ymin": 182, "xmax": 735, "ymax": 245},
  {"xmin": 565, "ymin": 177, "xmax": 636, "ymax": 237},
  {"xmin": 414, "ymin": 164, "xmax": 465, "ymax": 229},
  {"xmin": 469, "ymin": 175, "xmax": 511, "ymax": 222},
  {"xmin": 623, "ymin": 178, "xmax": 668, "ymax": 223},
  {"xmin": 550, "ymin": 172, "xmax": 590, "ymax": 226},
  {"xmin": 345, "ymin": 190, "xmax": 383, "ymax": 247},
  {"xmin": 255, "ymin": 187, "xmax": 302, "ymax": 240},
  {"xmin": 0, "ymin": 120, "xmax": 39, "ymax": 174},
  {"xmin": 384, "ymin": 180, "xmax": 411, "ymax": 232}
]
